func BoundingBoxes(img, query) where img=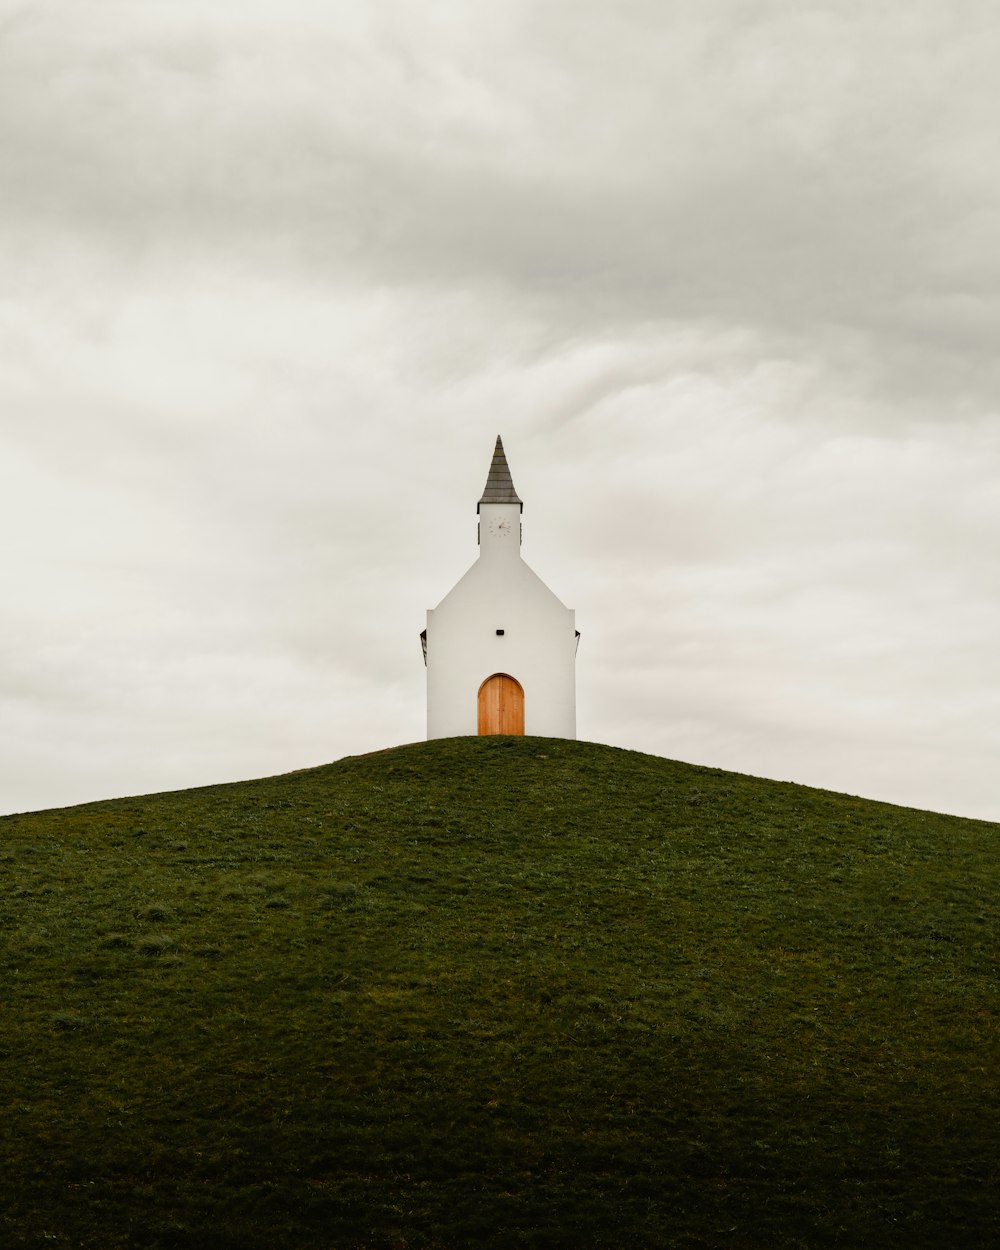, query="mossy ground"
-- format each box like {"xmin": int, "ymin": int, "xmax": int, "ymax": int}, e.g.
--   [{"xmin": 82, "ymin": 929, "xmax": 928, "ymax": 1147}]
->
[{"xmin": 1, "ymin": 737, "xmax": 997, "ymax": 1248}]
